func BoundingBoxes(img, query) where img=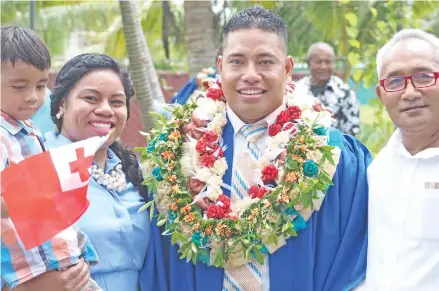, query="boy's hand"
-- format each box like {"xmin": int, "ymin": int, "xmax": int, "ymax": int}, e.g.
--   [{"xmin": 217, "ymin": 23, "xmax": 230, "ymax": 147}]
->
[{"xmin": 11, "ymin": 258, "xmax": 90, "ymax": 291}]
